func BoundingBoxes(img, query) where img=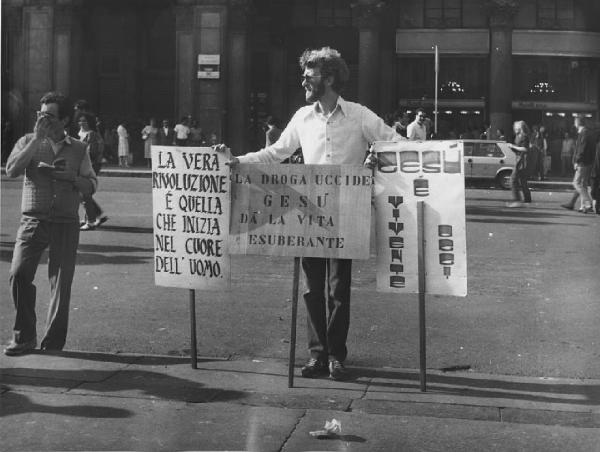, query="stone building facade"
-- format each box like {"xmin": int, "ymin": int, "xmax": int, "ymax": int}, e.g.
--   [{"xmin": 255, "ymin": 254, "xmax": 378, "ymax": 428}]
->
[{"xmin": 2, "ymin": 0, "xmax": 599, "ymax": 162}]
